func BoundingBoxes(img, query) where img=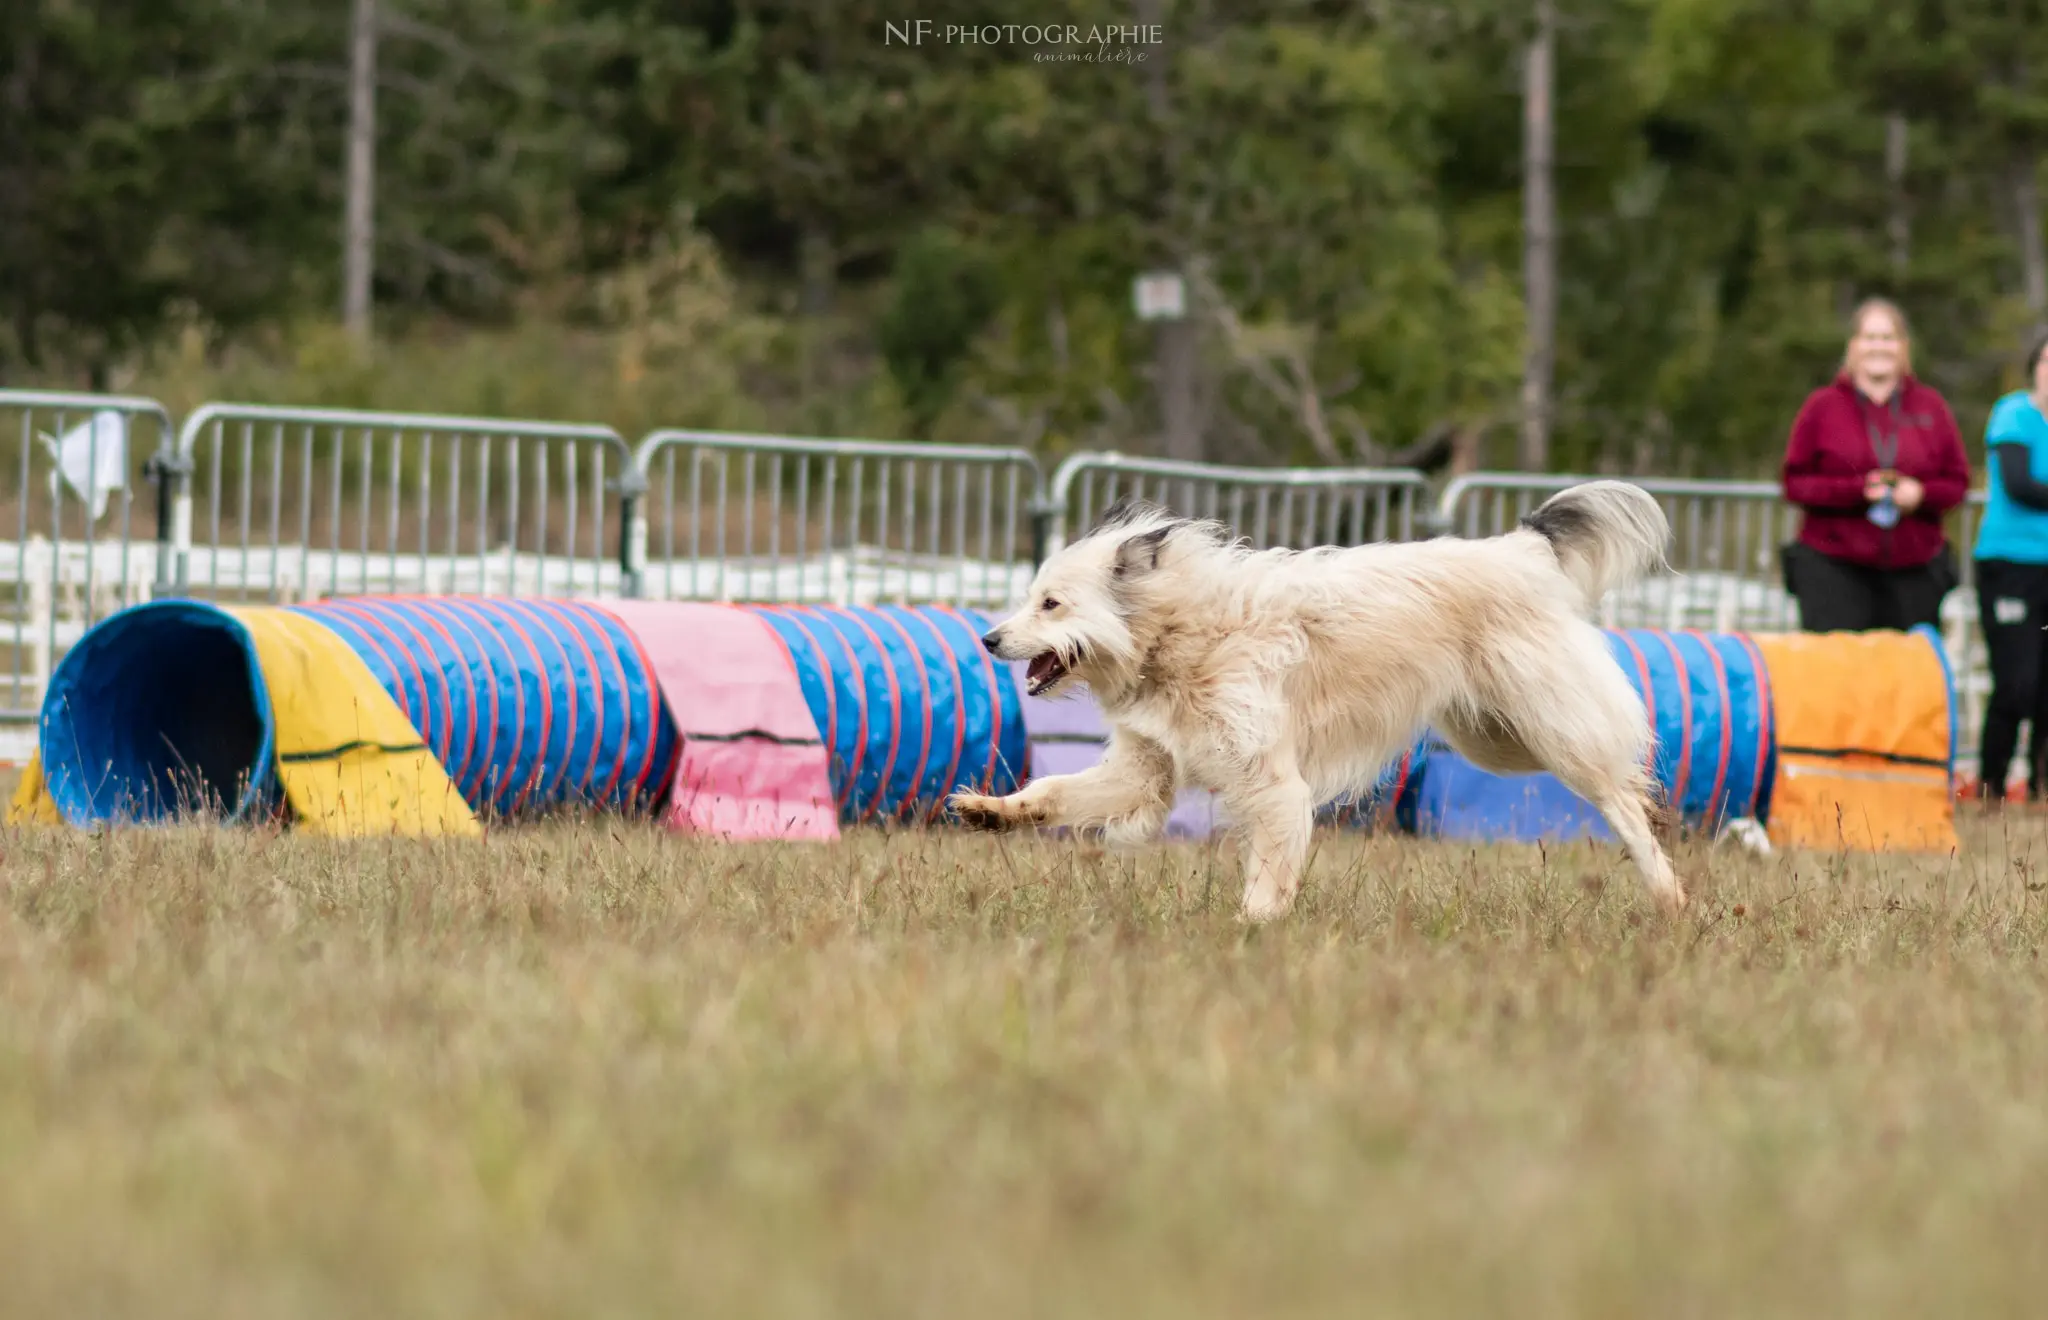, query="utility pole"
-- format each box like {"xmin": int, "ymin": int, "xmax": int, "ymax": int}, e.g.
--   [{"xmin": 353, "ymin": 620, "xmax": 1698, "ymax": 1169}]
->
[
  {"xmin": 1519, "ymin": 0, "xmax": 1556, "ymax": 472},
  {"xmin": 1885, "ymin": 112, "xmax": 1910, "ymax": 274},
  {"xmin": 344, "ymin": 0, "xmax": 377, "ymax": 343},
  {"xmin": 1138, "ymin": 0, "xmax": 1199, "ymax": 462},
  {"xmin": 2015, "ymin": 58, "xmax": 2048, "ymax": 326}
]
